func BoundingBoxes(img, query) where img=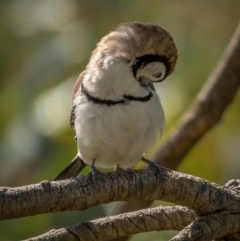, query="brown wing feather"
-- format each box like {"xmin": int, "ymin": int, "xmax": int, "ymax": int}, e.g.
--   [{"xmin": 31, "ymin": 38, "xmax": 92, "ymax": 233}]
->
[
  {"xmin": 72, "ymin": 70, "xmax": 86, "ymax": 100},
  {"xmin": 70, "ymin": 105, "xmax": 76, "ymax": 128},
  {"xmin": 70, "ymin": 71, "xmax": 86, "ymax": 127},
  {"xmin": 55, "ymin": 72, "xmax": 87, "ymax": 180},
  {"xmin": 70, "ymin": 71, "xmax": 86, "ymax": 143}
]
